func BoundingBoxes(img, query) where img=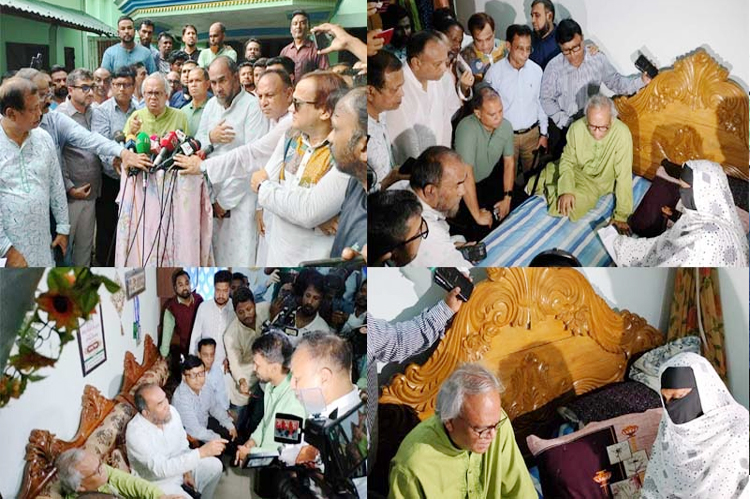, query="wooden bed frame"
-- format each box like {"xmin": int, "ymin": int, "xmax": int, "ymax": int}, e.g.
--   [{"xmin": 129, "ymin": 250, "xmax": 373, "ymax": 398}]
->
[
  {"xmin": 614, "ymin": 48, "xmax": 749, "ymax": 181},
  {"xmin": 19, "ymin": 334, "xmax": 163, "ymax": 499},
  {"xmin": 378, "ymin": 268, "xmax": 665, "ymax": 460}
]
